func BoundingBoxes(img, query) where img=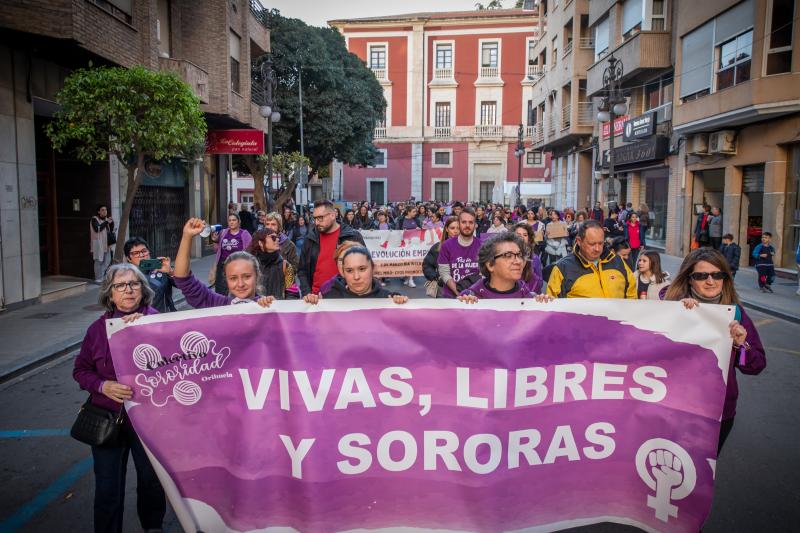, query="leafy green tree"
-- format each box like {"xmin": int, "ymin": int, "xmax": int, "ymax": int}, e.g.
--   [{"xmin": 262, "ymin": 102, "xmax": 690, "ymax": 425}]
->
[
  {"xmin": 47, "ymin": 66, "xmax": 206, "ymax": 262},
  {"xmin": 475, "ymin": 0, "xmax": 505, "ymax": 9}
]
